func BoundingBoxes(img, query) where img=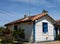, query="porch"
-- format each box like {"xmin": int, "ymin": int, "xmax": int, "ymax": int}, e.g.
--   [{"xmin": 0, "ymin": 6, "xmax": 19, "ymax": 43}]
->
[
  {"xmin": 55, "ymin": 20, "xmax": 60, "ymax": 35},
  {"xmin": 55, "ymin": 24, "xmax": 60, "ymax": 40}
]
